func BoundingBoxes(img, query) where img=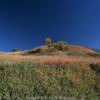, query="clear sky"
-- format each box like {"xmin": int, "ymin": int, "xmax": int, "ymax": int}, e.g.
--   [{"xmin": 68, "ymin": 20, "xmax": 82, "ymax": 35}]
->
[{"xmin": 0, "ymin": 0, "xmax": 100, "ymax": 51}]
